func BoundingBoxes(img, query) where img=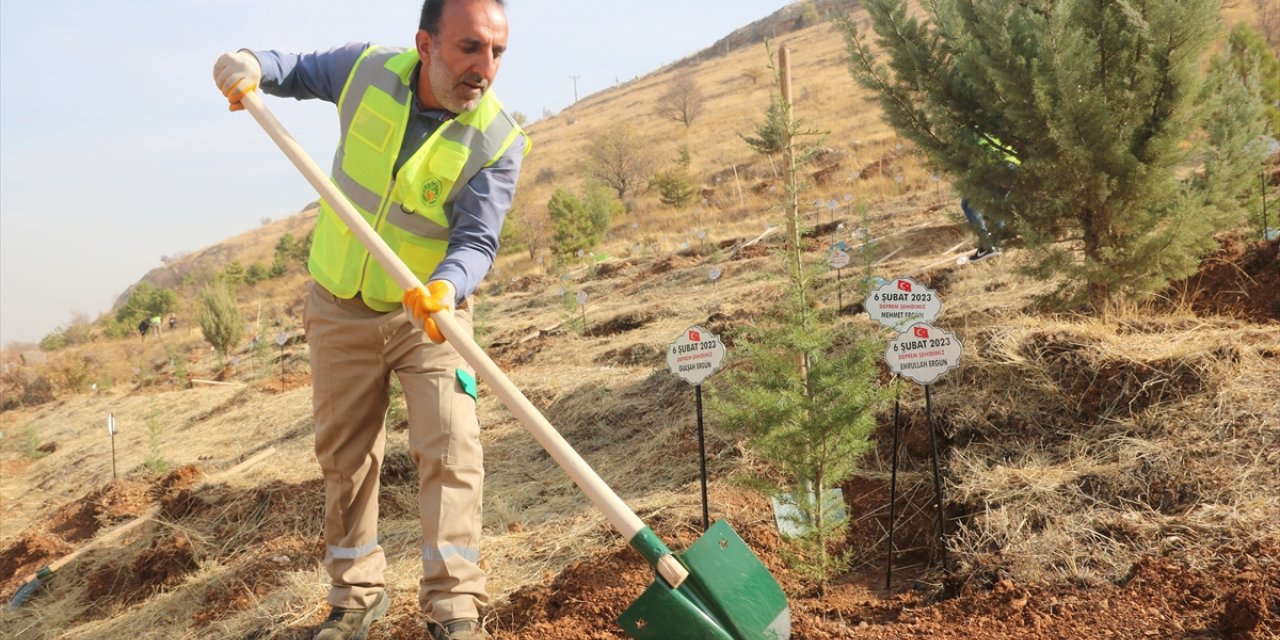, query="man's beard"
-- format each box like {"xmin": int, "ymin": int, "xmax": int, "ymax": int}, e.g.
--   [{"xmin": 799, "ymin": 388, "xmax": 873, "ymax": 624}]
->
[{"xmin": 428, "ymin": 55, "xmax": 486, "ymax": 114}]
